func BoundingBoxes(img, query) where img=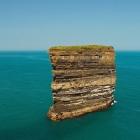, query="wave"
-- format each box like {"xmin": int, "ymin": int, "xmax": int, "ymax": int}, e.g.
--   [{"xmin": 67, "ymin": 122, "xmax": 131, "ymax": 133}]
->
[{"xmin": 111, "ymin": 100, "xmax": 117, "ymax": 106}]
